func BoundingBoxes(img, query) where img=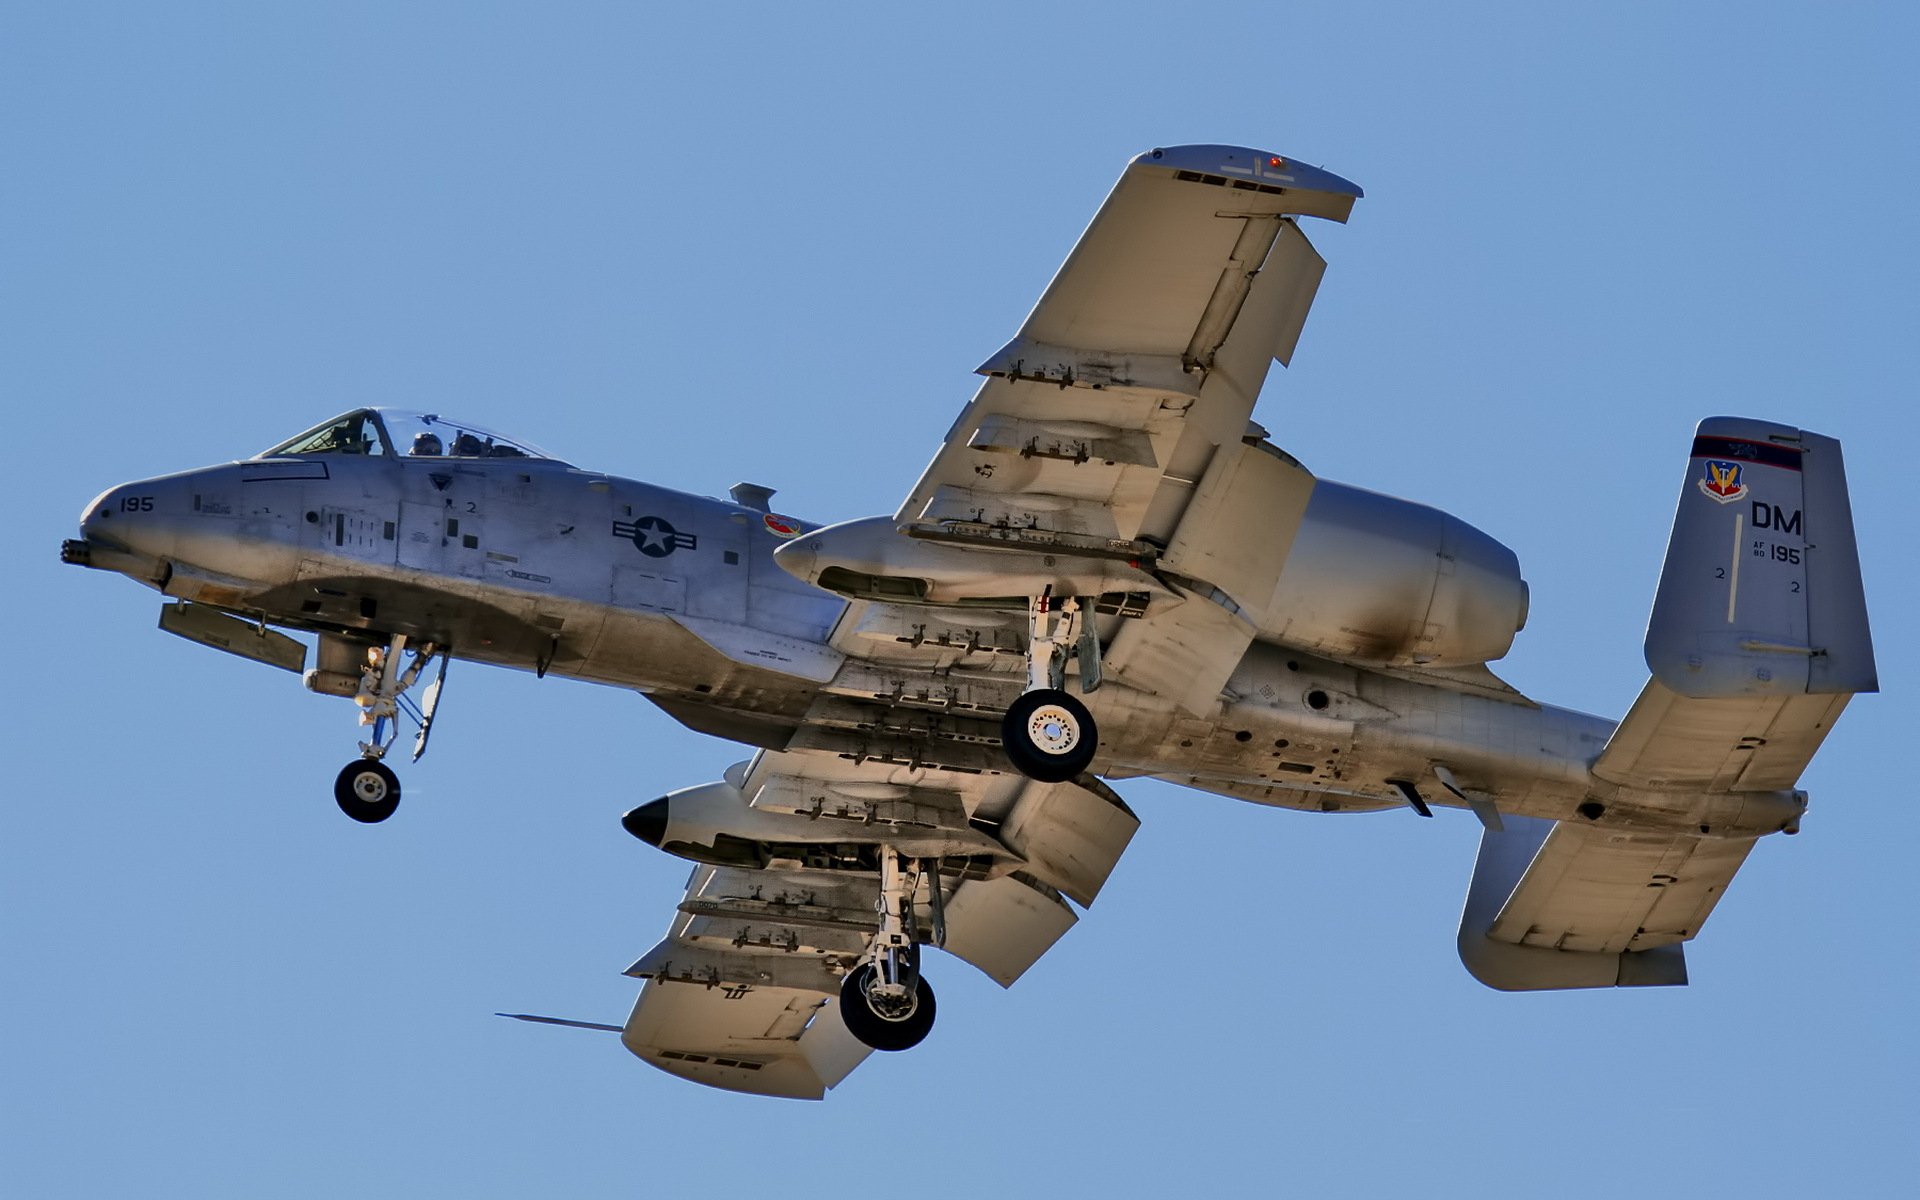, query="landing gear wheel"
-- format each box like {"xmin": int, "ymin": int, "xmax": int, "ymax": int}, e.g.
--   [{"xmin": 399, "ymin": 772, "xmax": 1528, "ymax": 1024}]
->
[
  {"xmin": 1001, "ymin": 688, "xmax": 1098, "ymax": 783},
  {"xmin": 838, "ymin": 963, "xmax": 936, "ymax": 1052},
  {"xmin": 333, "ymin": 759, "xmax": 401, "ymax": 823}
]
